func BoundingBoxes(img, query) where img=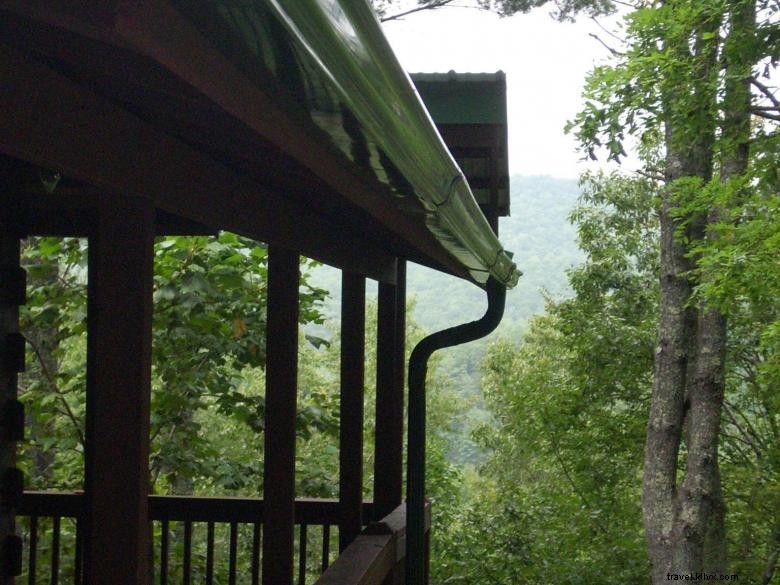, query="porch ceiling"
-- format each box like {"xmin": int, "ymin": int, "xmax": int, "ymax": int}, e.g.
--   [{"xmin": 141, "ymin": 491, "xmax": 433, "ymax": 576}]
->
[{"xmin": 0, "ymin": 0, "xmax": 520, "ymax": 287}]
